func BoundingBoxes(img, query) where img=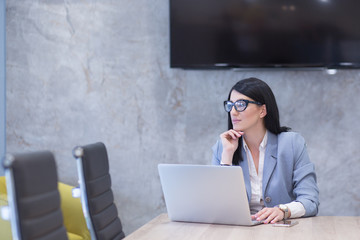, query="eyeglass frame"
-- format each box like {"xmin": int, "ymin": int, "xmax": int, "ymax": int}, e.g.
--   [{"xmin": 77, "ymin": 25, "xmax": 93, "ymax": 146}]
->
[{"xmin": 223, "ymin": 99, "xmax": 263, "ymax": 112}]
